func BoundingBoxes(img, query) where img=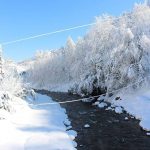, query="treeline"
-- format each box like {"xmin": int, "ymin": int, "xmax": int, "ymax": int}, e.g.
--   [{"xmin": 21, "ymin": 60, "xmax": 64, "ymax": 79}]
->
[{"xmin": 26, "ymin": 3, "xmax": 150, "ymax": 96}]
